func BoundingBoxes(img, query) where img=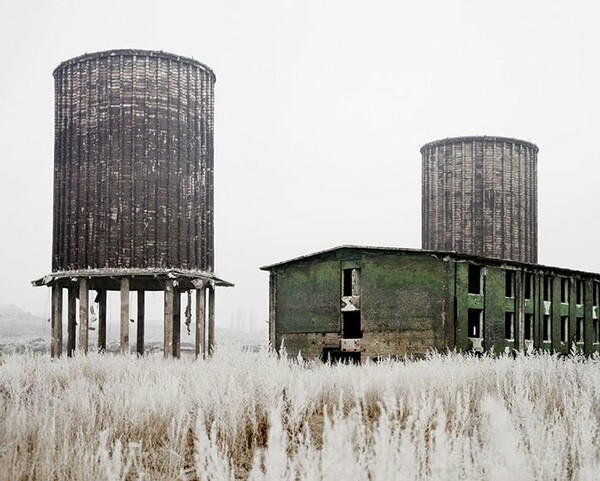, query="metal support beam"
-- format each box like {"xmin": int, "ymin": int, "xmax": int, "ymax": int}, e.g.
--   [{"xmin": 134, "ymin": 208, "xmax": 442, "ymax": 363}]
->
[
  {"xmin": 196, "ymin": 286, "xmax": 206, "ymax": 358},
  {"xmin": 78, "ymin": 278, "xmax": 89, "ymax": 354},
  {"xmin": 67, "ymin": 287, "xmax": 77, "ymax": 357},
  {"xmin": 51, "ymin": 284, "xmax": 63, "ymax": 358},
  {"xmin": 164, "ymin": 280, "xmax": 174, "ymax": 358},
  {"xmin": 137, "ymin": 290, "xmax": 145, "ymax": 356},
  {"xmin": 98, "ymin": 290, "xmax": 107, "ymax": 352},
  {"xmin": 208, "ymin": 285, "xmax": 215, "ymax": 355},
  {"xmin": 120, "ymin": 278, "xmax": 130, "ymax": 354}
]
